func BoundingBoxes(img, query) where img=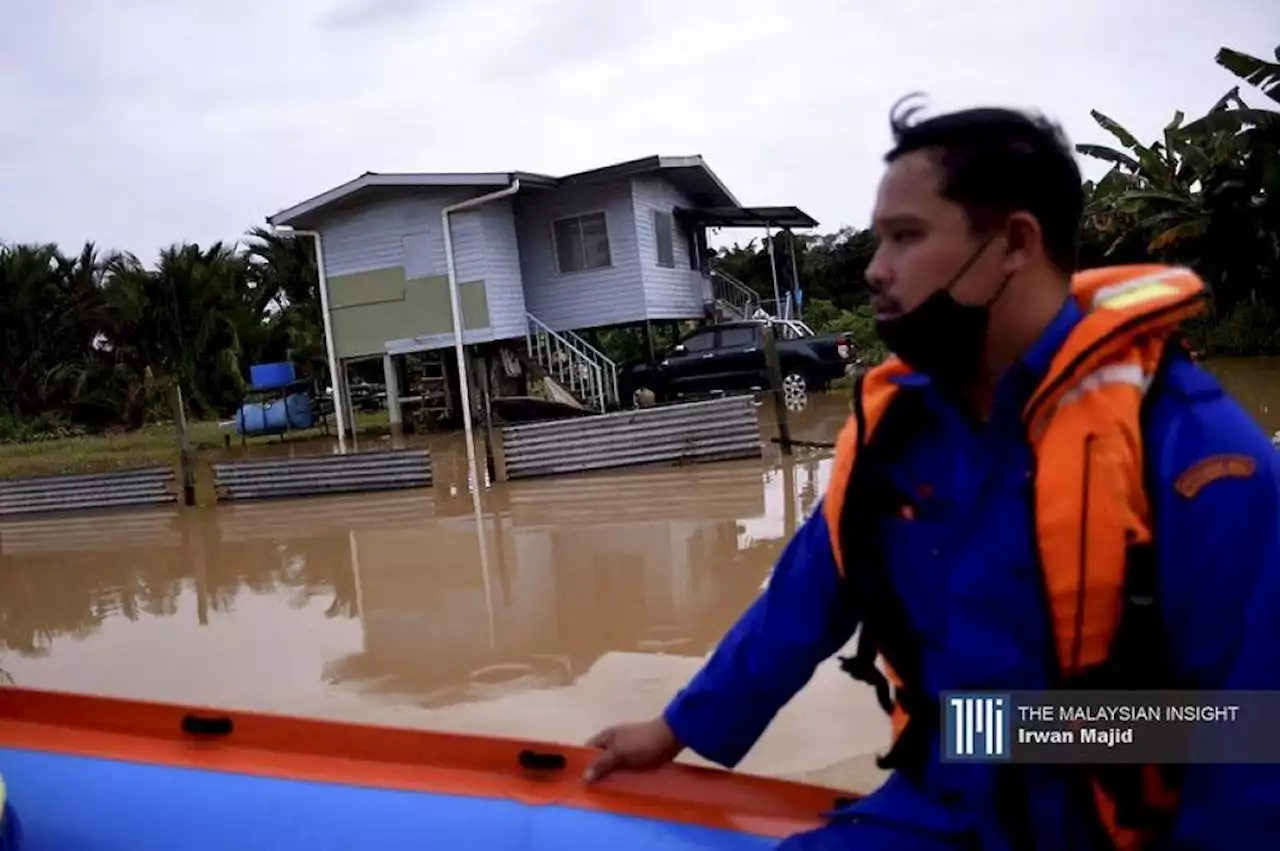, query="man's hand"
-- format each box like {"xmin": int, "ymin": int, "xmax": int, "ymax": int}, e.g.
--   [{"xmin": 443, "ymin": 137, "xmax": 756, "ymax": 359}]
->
[{"xmin": 583, "ymin": 717, "xmax": 684, "ymax": 784}]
